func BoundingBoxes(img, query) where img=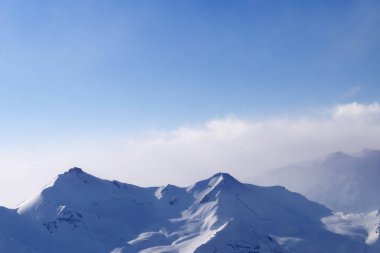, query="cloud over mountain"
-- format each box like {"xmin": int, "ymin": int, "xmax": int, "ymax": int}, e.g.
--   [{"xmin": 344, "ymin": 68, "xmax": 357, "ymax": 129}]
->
[
  {"xmin": 1, "ymin": 102, "xmax": 380, "ymax": 207},
  {"xmin": 118, "ymin": 102, "xmax": 380, "ymax": 185}
]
